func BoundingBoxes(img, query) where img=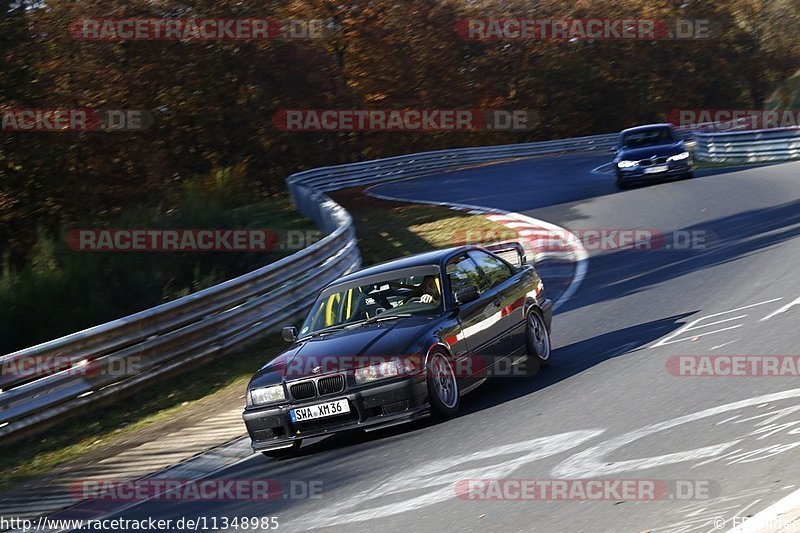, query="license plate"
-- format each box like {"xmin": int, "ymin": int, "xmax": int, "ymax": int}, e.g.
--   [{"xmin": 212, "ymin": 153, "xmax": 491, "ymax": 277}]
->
[
  {"xmin": 290, "ymin": 399, "xmax": 350, "ymax": 422},
  {"xmin": 644, "ymin": 165, "xmax": 669, "ymax": 174}
]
